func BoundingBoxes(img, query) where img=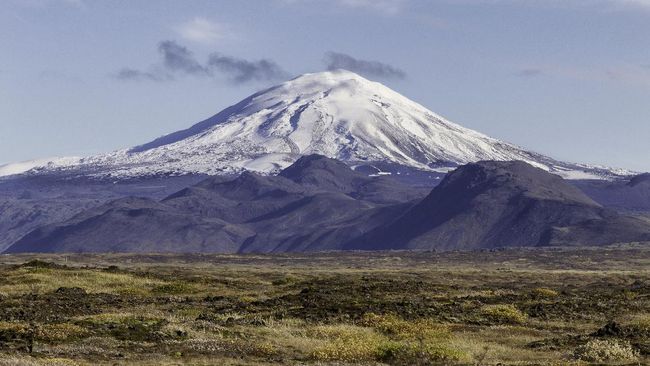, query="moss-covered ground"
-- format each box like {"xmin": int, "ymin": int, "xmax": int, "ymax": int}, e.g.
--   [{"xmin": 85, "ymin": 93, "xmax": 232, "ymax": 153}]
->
[{"xmin": 0, "ymin": 245, "xmax": 649, "ymax": 365}]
